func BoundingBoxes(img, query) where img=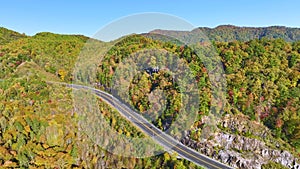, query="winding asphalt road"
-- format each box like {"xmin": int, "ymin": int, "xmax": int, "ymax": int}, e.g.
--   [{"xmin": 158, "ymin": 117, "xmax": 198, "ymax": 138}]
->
[{"xmin": 66, "ymin": 83, "xmax": 233, "ymax": 169}]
